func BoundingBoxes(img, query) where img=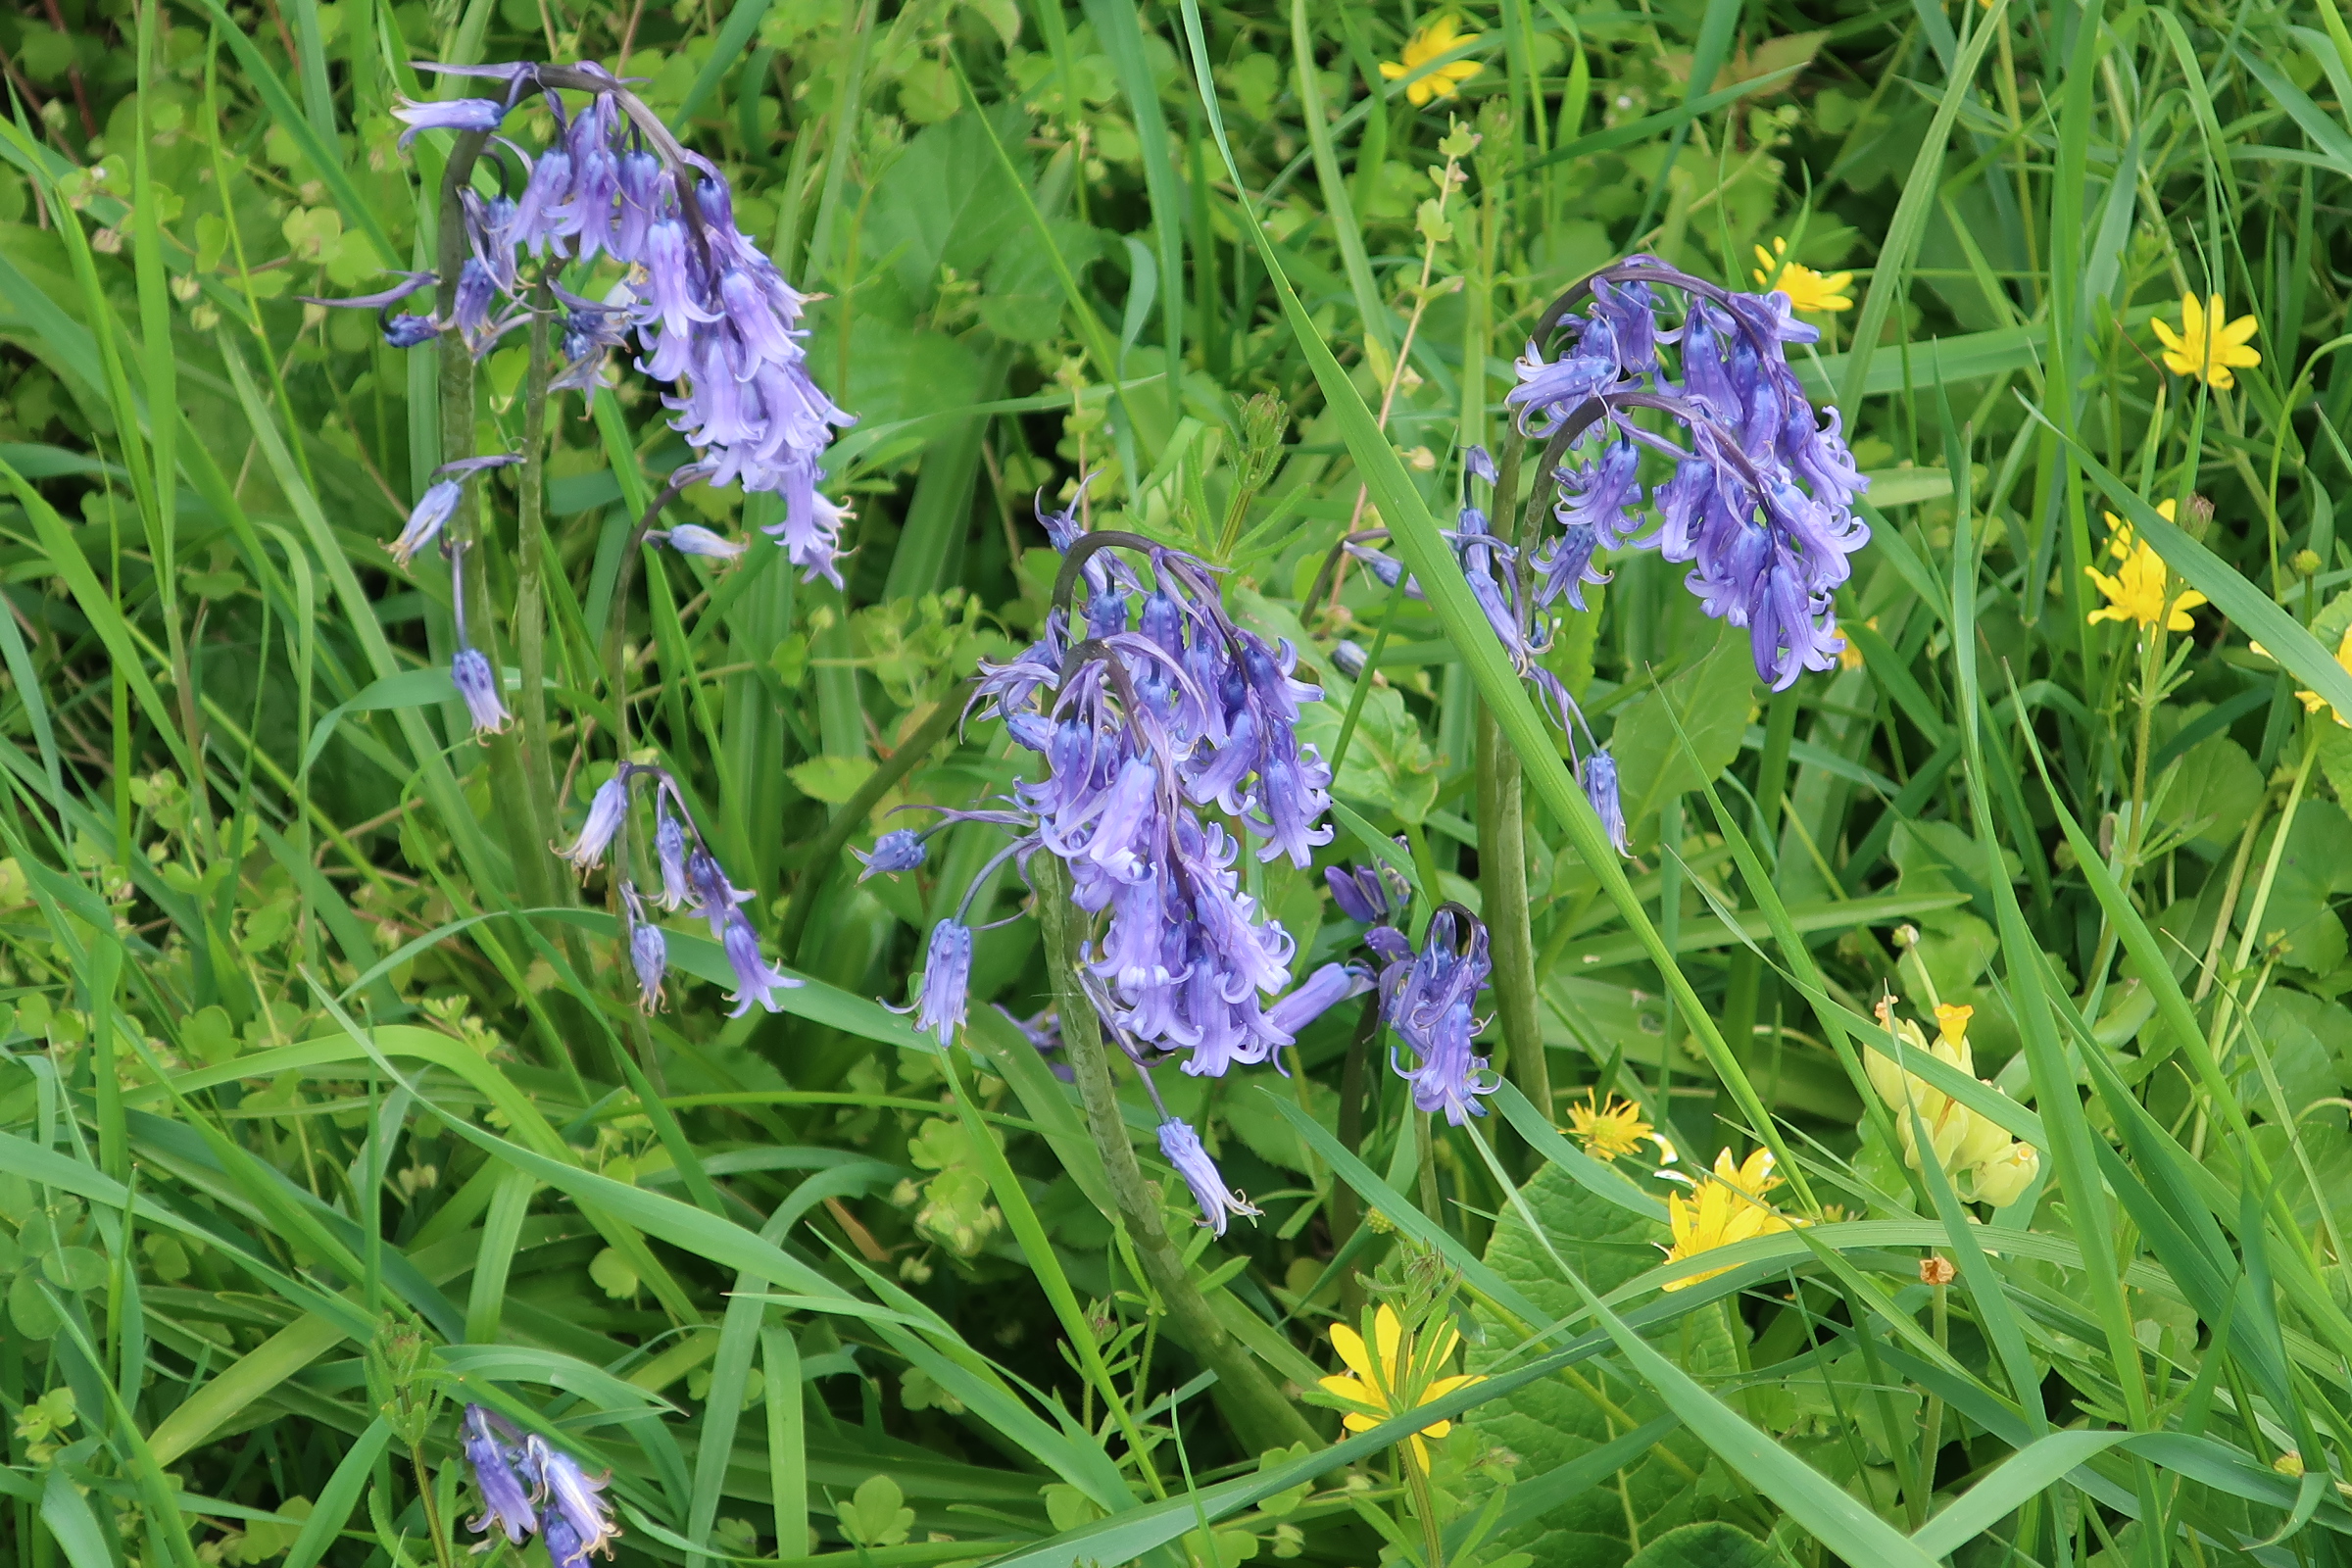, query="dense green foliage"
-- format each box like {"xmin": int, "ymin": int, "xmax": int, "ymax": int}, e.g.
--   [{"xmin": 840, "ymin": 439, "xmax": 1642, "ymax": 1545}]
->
[{"xmin": 6, "ymin": 0, "xmax": 2352, "ymax": 1564}]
